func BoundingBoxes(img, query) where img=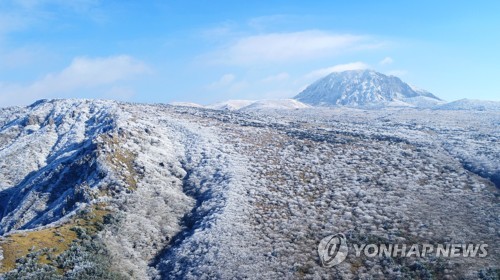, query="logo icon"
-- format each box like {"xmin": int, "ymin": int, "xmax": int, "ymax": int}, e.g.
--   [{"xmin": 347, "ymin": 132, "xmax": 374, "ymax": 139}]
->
[{"xmin": 318, "ymin": 233, "xmax": 348, "ymax": 267}]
